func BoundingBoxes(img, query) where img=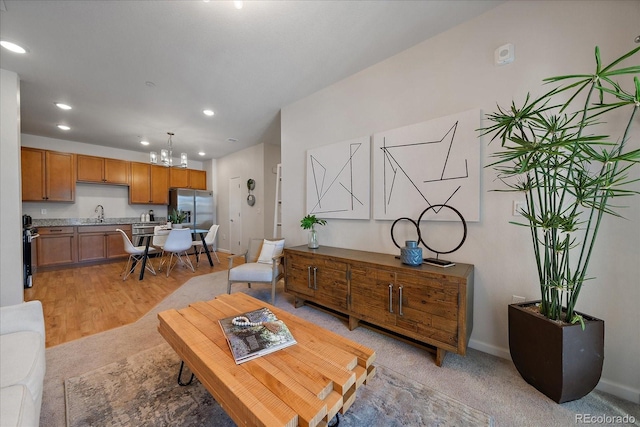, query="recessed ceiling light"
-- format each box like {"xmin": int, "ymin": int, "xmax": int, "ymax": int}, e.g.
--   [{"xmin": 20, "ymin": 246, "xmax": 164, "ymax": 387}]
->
[
  {"xmin": 0, "ymin": 40, "xmax": 27, "ymax": 54},
  {"xmin": 227, "ymin": 138, "xmax": 238, "ymax": 143},
  {"xmin": 198, "ymin": 151, "xmax": 205, "ymax": 156},
  {"xmin": 234, "ymin": 1, "xmax": 243, "ymax": 9},
  {"xmin": 140, "ymin": 140, "xmax": 150, "ymax": 146},
  {"xmin": 55, "ymin": 103, "xmax": 72, "ymax": 110},
  {"xmin": 57, "ymin": 124, "xmax": 70, "ymax": 131},
  {"xmin": 203, "ymin": 109, "xmax": 214, "ymax": 116}
]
